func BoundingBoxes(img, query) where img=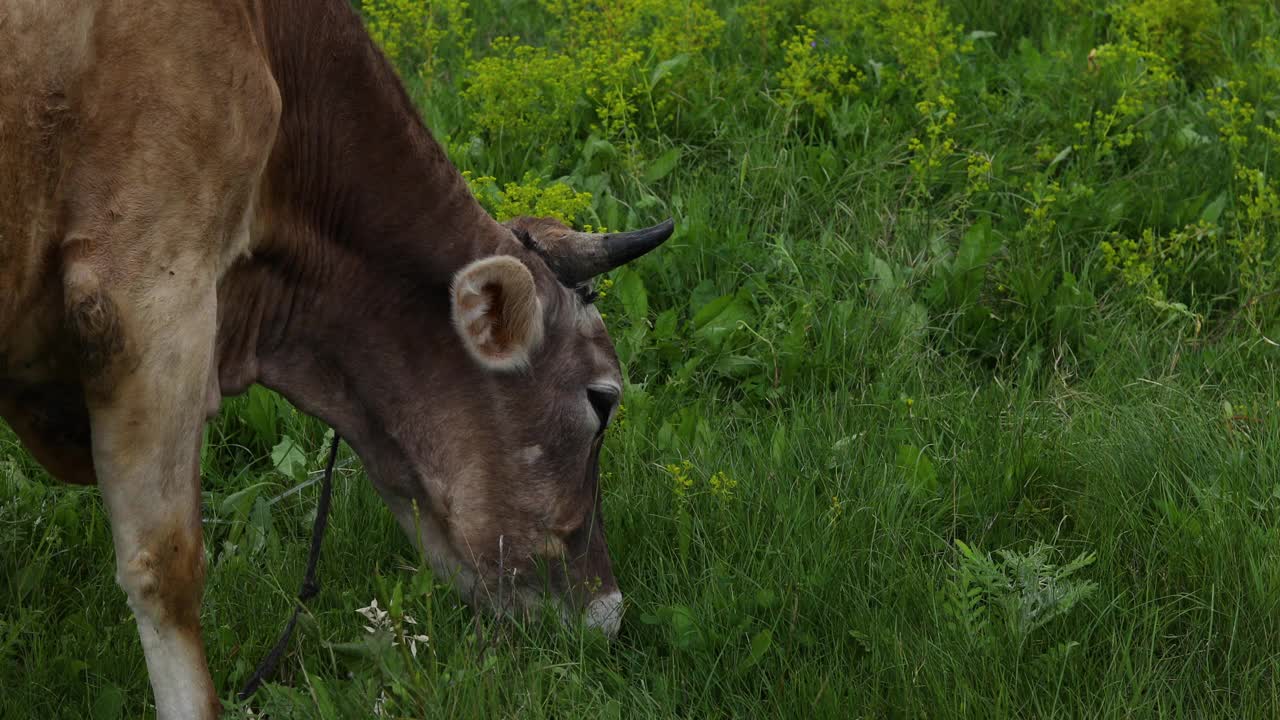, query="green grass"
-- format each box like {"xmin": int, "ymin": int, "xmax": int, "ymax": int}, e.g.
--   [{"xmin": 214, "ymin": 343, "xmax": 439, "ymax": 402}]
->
[{"xmin": 5, "ymin": 0, "xmax": 1280, "ymax": 717}]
